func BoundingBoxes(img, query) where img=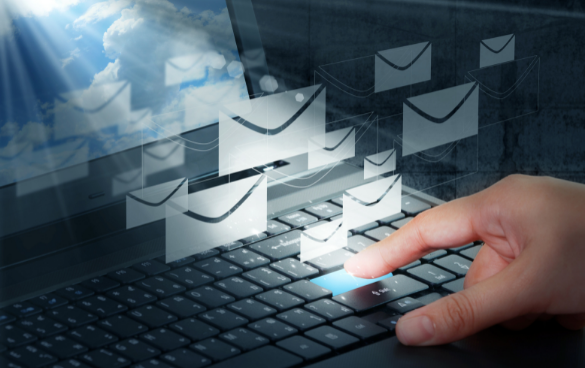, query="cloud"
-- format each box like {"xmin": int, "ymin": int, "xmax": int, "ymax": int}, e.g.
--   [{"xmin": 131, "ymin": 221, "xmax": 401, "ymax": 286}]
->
[
  {"xmin": 91, "ymin": 58, "xmax": 122, "ymax": 85},
  {"xmin": 180, "ymin": 6, "xmax": 191, "ymax": 15},
  {"xmin": 61, "ymin": 47, "xmax": 81, "ymax": 68},
  {"xmin": 74, "ymin": 34, "xmax": 83, "ymax": 40},
  {"xmin": 73, "ymin": 0, "xmax": 133, "ymax": 29}
]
